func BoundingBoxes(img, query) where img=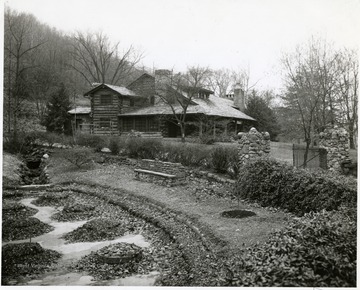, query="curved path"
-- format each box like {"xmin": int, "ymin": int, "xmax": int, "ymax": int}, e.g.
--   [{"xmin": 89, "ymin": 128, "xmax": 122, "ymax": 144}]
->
[{"xmin": 47, "ymin": 151, "xmax": 292, "ymax": 285}]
